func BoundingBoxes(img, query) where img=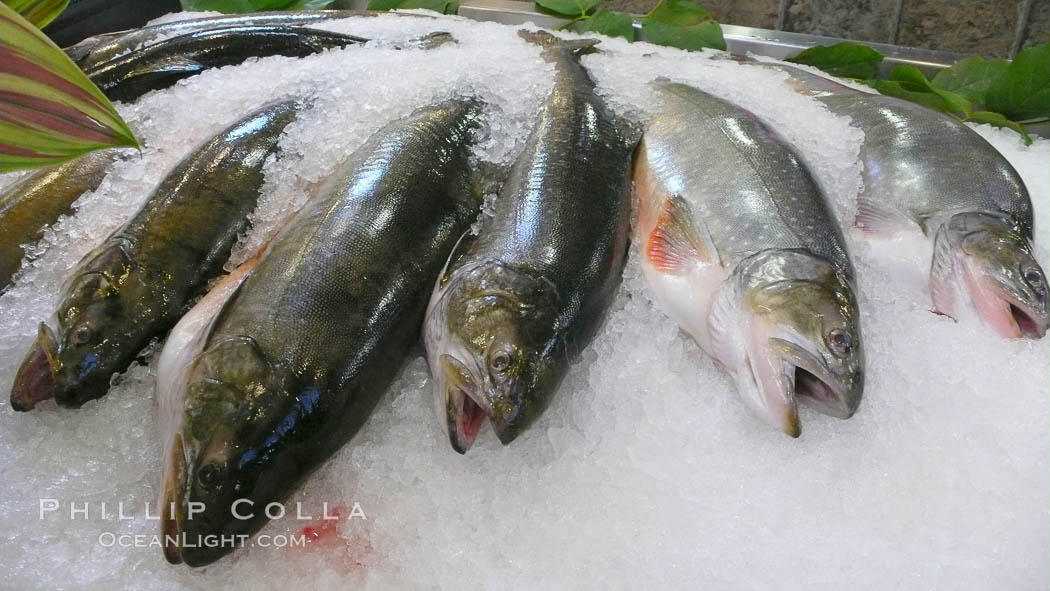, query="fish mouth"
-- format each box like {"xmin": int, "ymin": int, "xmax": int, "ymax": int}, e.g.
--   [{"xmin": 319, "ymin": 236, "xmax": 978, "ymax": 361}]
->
[
  {"xmin": 439, "ymin": 354, "xmax": 491, "ymax": 454},
  {"xmin": 10, "ymin": 323, "xmax": 59, "ymax": 412},
  {"xmin": 997, "ymin": 293, "xmax": 1047, "ymax": 339},
  {"xmin": 161, "ymin": 433, "xmax": 186, "ymax": 565},
  {"xmin": 963, "ymin": 265, "xmax": 1048, "ymax": 339},
  {"xmin": 1008, "ymin": 302, "xmax": 1047, "ymax": 339},
  {"xmin": 772, "ymin": 338, "xmax": 861, "ymax": 422}
]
